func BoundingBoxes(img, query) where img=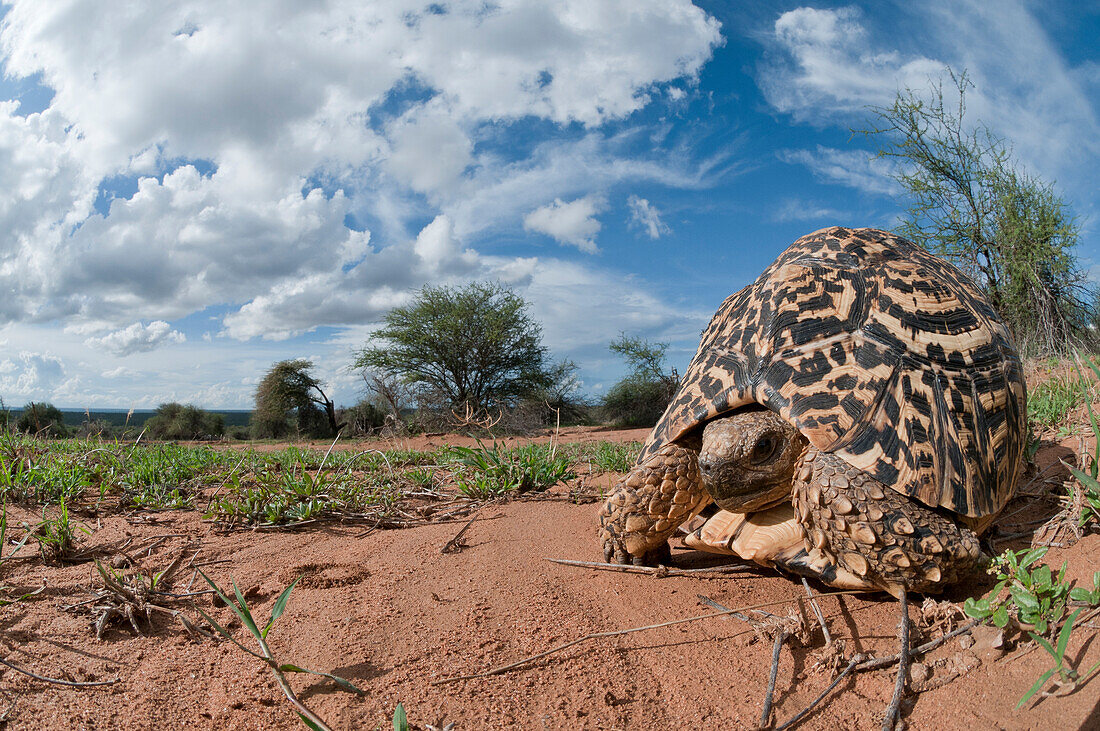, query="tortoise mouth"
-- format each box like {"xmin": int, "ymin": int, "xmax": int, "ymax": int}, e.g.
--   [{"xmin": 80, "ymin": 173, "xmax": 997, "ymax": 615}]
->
[{"xmin": 708, "ymin": 482, "xmax": 790, "ymax": 513}]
